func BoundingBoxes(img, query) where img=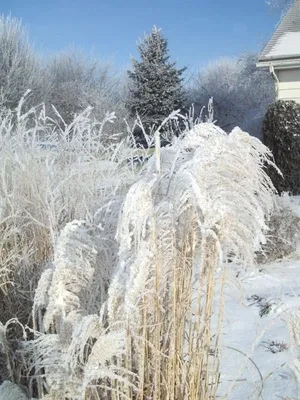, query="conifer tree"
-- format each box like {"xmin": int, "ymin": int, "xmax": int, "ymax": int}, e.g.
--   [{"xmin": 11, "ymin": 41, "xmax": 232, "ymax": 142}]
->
[{"xmin": 127, "ymin": 26, "xmax": 186, "ymax": 142}]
